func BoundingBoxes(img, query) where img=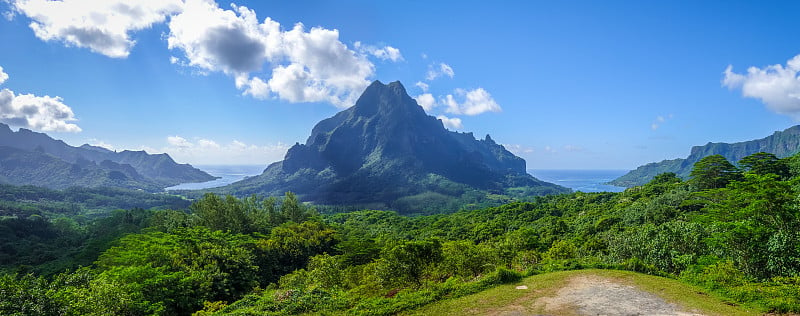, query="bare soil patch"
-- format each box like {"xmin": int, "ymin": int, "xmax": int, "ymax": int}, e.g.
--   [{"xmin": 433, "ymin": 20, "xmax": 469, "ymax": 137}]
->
[{"xmin": 531, "ymin": 275, "xmax": 703, "ymax": 316}]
